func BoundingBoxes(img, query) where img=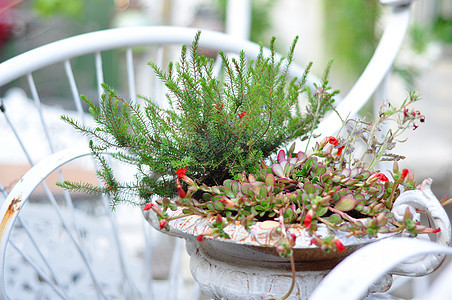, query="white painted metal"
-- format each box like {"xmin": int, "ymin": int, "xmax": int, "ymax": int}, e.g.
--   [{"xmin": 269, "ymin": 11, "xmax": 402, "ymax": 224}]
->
[
  {"xmin": 0, "ymin": 147, "xmax": 92, "ymax": 297},
  {"xmin": 0, "ymin": 27, "xmax": 264, "ymax": 87},
  {"xmin": 152, "ymin": 45, "xmax": 164, "ymax": 105},
  {"xmin": 391, "ymin": 178, "xmax": 451, "ymax": 276},
  {"xmin": 64, "ymin": 60, "xmax": 84, "ymax": 123},
  {"xmin": 0, "ymin": 26, "xmax": 318, "ymax": 93},
  {"xmin": 9, "ymin": 241, "xmax": 67, "ymax": 299},
  {"xmin": 424, "ymin": 254, "xmax": 452, "ymax": 300},
  {"xmin": 310, "ymin": 238, "xmax": 452, "ymax": 300},
  {"xmin": 95, "ymin": 51, "xmax": 104, "ymax": 99},
  {"xmin": 226, "ymin": 0, "xmax": 251, "ymax": 40},
  {"xmin": 126, "ymin": 47, "xmax": 137, "ymax": 103}
]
